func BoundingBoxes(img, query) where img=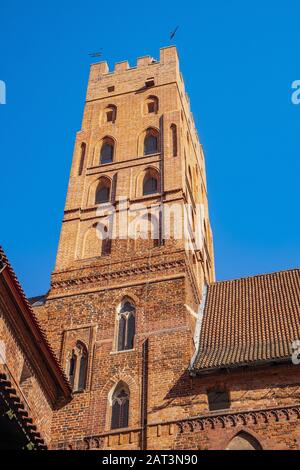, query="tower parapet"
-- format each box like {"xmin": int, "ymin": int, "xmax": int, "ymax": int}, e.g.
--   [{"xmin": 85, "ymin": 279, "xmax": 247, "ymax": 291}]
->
[{"xmin": 86, "ymin": 46, "xmax": 180, "ymax": 102}]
